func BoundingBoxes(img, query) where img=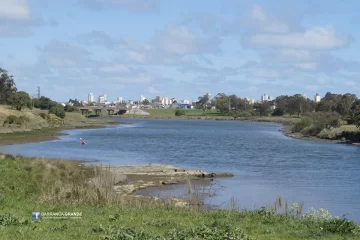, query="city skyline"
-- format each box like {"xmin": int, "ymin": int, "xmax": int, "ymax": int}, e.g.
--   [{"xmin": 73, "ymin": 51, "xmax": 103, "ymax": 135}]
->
[{"xmin": 1, "ymin": 1, "xmax": 360, "ymax": 101}]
